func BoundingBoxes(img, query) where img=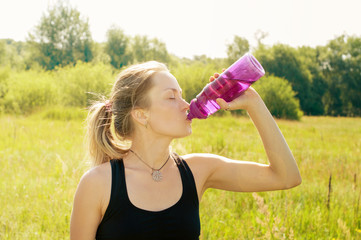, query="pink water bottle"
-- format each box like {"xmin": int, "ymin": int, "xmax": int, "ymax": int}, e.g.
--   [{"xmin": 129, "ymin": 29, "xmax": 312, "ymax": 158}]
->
[{"xmin": 187, "ymin": 52, "xmax": 265, "ymax": 120}]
